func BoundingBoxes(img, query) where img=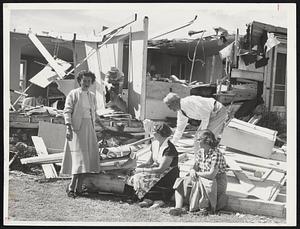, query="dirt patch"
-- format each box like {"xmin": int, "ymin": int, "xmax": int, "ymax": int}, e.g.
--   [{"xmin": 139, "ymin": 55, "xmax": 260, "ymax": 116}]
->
[{"xmin": 6, "ymin": 171, "xmax": 286, "ymax": 224}]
